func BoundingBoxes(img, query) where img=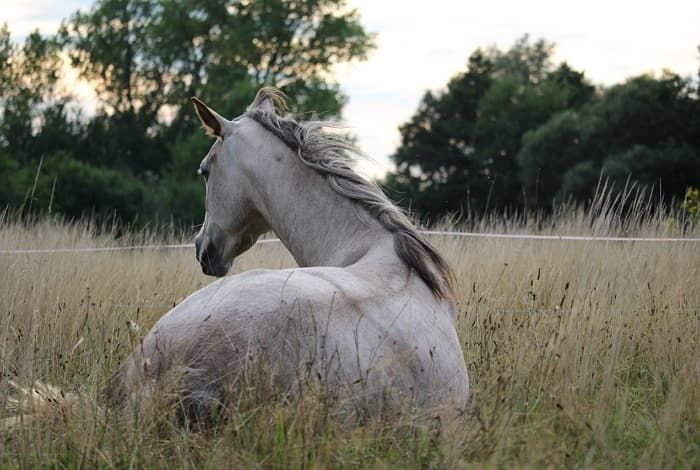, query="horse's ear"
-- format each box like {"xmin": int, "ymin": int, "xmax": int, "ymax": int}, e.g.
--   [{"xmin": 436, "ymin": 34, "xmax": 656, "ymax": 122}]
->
[
  {"xmin": 191, "ymin": 97, "xmax": 226, "ymax": 138},
  {"xmin": 249, "ymin": 87, "xmax": 287, "ymax": 114}
]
